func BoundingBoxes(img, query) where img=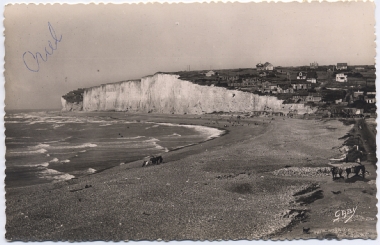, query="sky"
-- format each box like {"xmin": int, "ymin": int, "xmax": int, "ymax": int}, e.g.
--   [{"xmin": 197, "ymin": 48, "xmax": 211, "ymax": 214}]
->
[{"xmin": 4, "ymin": 2, "xmax": 376, "ymax": 110}]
